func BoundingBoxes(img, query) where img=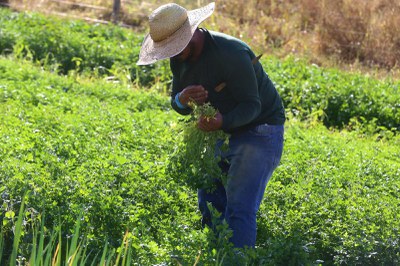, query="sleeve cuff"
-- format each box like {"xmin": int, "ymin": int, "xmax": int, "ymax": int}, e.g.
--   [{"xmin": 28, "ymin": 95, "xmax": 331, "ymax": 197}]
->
[{"xmin": 175, "ymin": 92, "xmax": 187, "ymax": 109}]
